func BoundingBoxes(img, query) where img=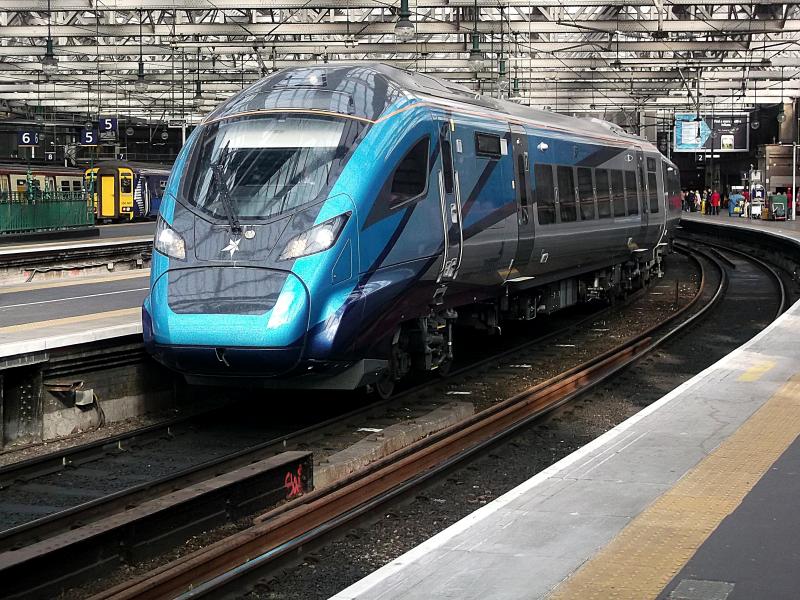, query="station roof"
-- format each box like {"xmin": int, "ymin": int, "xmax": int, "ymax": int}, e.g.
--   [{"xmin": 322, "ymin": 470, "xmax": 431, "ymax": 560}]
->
[{"xmin": 0, "ymin": 1, "xmax": 798, "ymax": 131}]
